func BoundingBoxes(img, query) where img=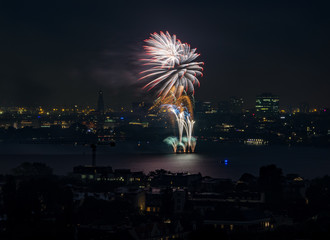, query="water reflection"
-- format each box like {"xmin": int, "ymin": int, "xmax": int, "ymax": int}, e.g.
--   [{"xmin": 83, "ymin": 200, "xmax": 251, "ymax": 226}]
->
[{"xmin": 0, "ymin": 143, "xmax": 329, "ymax": 180}]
